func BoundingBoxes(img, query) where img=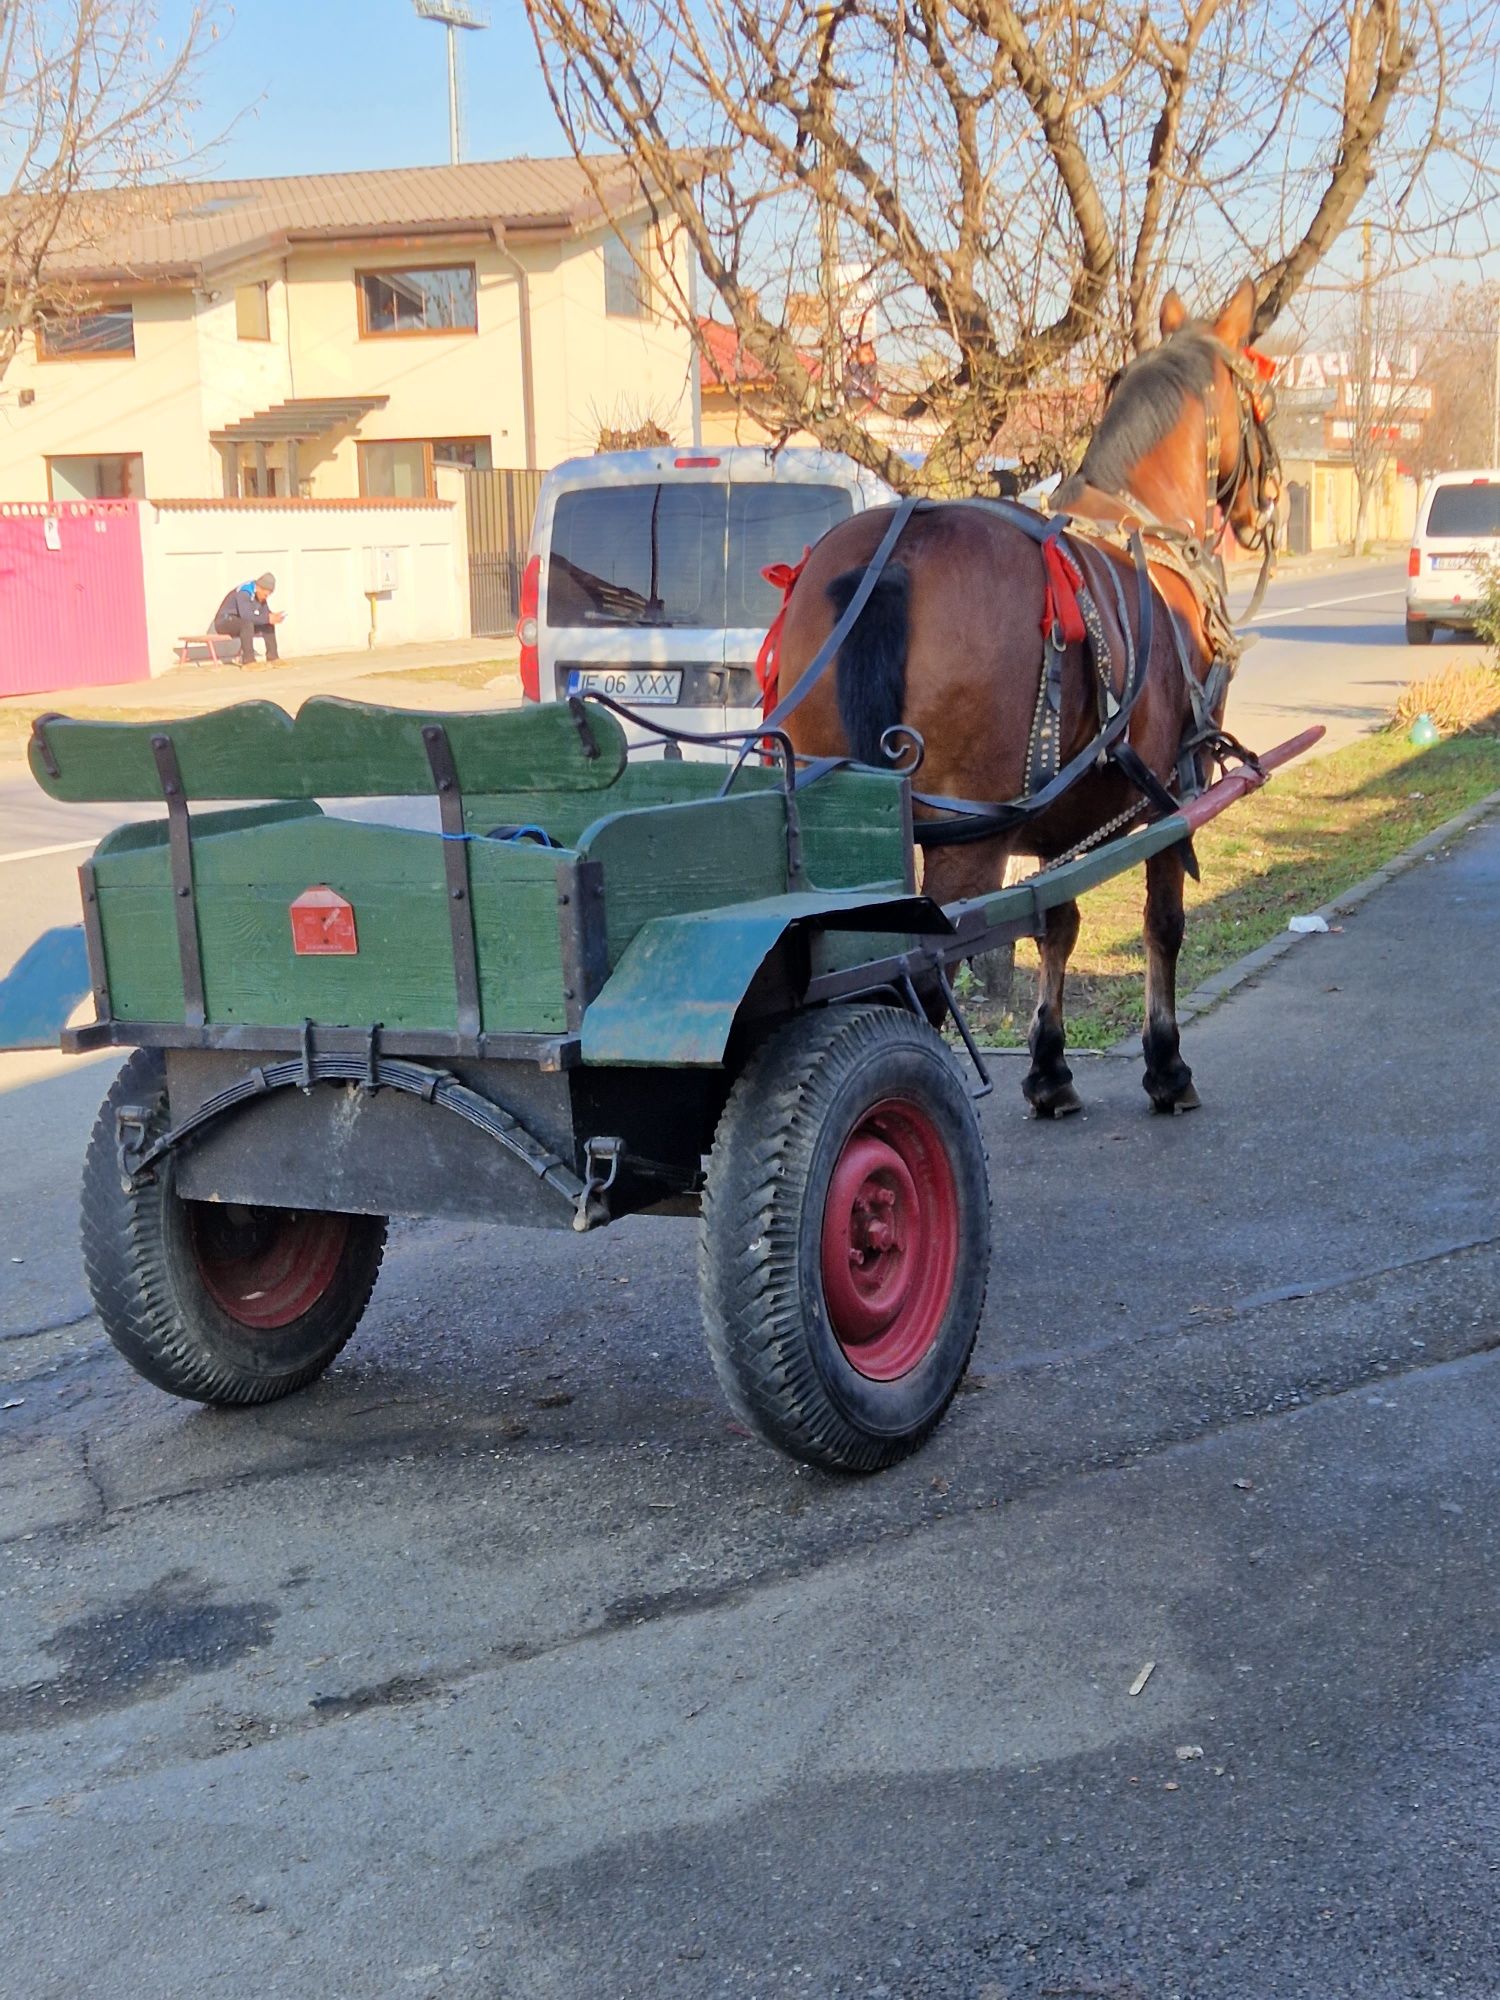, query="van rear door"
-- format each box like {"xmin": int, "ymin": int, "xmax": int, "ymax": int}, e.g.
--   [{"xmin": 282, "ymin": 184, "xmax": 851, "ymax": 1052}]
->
[
  {"xmin": 1414, "ymin": 477, "xmax": 1500, "ymax": 615},
  {"xmin": 541, "ymin": 459, "xmax": 733, "ymax": 743},
  {"xmin": 723, "ymin": 461, "xmax": 861, "ymax": 728}
]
